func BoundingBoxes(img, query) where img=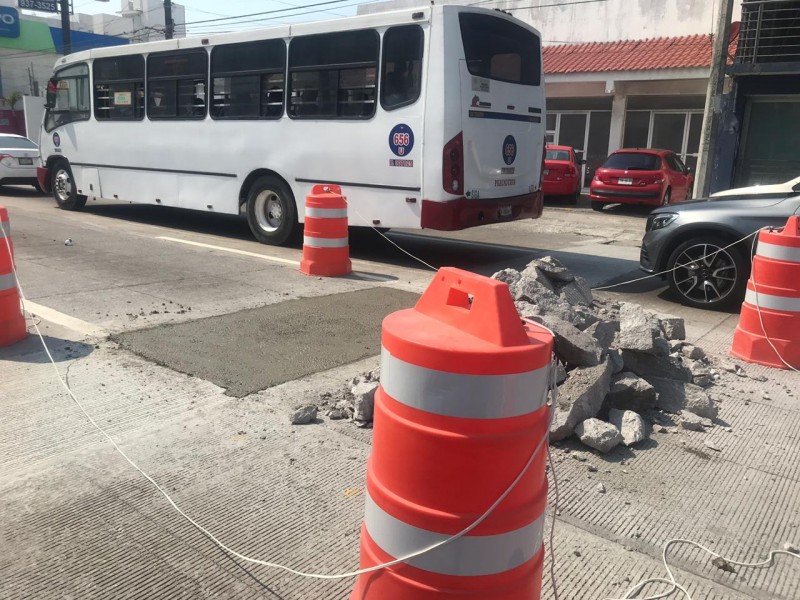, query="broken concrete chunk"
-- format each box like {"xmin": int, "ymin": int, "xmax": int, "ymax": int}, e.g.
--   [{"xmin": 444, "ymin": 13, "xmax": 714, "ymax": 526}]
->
[
  {"xmin": 694, "ymin": 375, "xmax": 713, "ymax": 388},
  {"xmin": 550, "ymin": 356, "xmax": 613, "ymax": 441},
  {"xmin": 678, "ymin": 410, "xmax": 713, "ymax": 431},
  {"xmin": 618, "ymin": 303, "xmax": 660, "ymax": 353},
  {"xmin": 608, "ymin": 348, "xmax": 624, "ymax": 374},
  {"xmin": 656, "ymin": 314, "xmax": 686, "ymax": 341},
  {"xmin": 290, "ymin": 405, "xmax": 318, "ymax": 425},
  {"xmin": 491, "ymin": 268, "xmax": 522, "ymax": 287},
  {"xmin": 520, "ymin": 263, "xmax": 555, "ymax": 292},
  {"xmin": 556, "ymin": 362, "xmax": 568, "ymax": 385},
  {"xmin": 586, "ymin": 319, "xmax": 619, "ymax": 351},
  {"xmin": 528, "ymin": 256, "xmax": 575, "ymax": 283},
  {"xmin": 540, "ymin": 316, "xmax": 602, "ymax": 367},
  {"xmin": 558, "ymin": 276, "xmax": 594, "ymax": 307},
  {"xmin": 576, "ymin": 418, "xmax": 623, "ymax": 453},
  {"xmin": 649, "ymin": 377, "xmax": 718, "ymax": 419},
  {"xmin": 620, "ymin": 350, "xmax": 694, "ymax": 382},
  {"xmin": 596, "ymin": 483, "xmax": 607, "ymax": 494},
  {"xmin": 604, "ymin": 372, "xmax": 657, "ymax": 413},
  {"xmin": 351, "ymin": 381, "xmax": 377, "ymax": 422},
  {"xmin": 681, "ymin": 344, "xmax": 706, "ymax": 361},
  {"xmin": 609, "ymin": 409, "xmax": 647, "ymax": 446},
  {"xmin": 653, "ymin": 337, "xmax": 671, "ymax": 357}
]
